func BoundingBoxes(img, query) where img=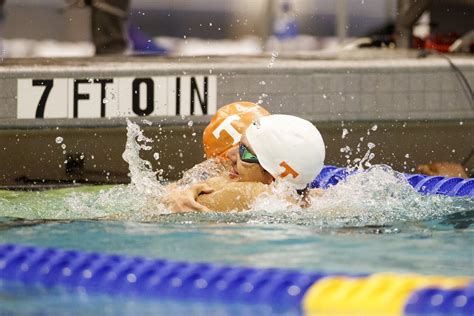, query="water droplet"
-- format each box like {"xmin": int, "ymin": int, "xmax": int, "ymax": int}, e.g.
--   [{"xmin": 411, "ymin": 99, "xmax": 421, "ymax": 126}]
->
[
  {"xmin": 371, "ymin": 125, "xmax": 378, "ymax": 131},
  {"xmin": 259, "ymin": 81, "xmax": 266, "ymax": 86},
  {"xmin": 187, "ymin": 120, "xmax": 194, "ymax": 127},
  {"xmin": 367, "ymin": 142, "xmax": 375, "ymax": 149},
  {"xmin": 61, "ymin": 144, "xmax": 67, "ymax": 149},
  {"xmin": 267, "ymin": 52, "xmax": 278, "ymax": 68},
  {"xmin": 323, "ymin": 94, "xmax": 327, "ymax": 99},
  {"xmin": 55, "ymin": 137, "xmax": 63, "ymax": 144},
  {"xmin": 342, "ymin": 128, "xmax": 349, "ymax": 139},
  {"xmin": 153, "ymin": 153, "xmax": 160, "ymax": 160},
  {"xmin": 405, "ymin": 153, "xmax": 410, "ymax": 158}
]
